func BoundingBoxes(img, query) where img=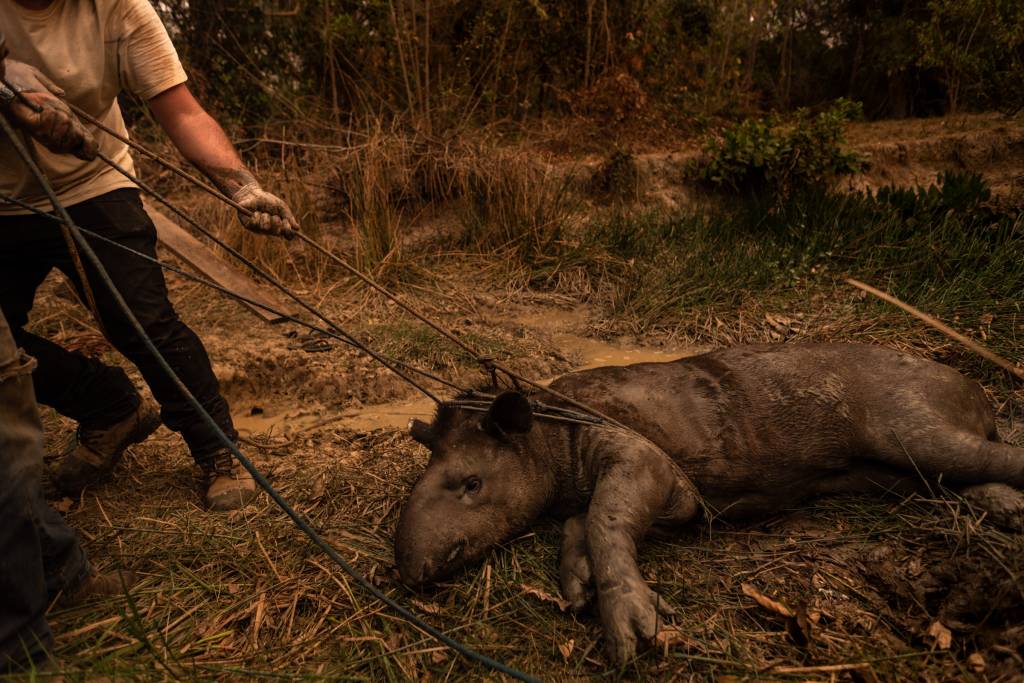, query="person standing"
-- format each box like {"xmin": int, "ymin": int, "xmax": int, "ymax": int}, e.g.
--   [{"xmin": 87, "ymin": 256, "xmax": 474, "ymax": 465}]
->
[{"xmin": 0, "ymin": 0, "xmax": 298, "ymax": 510}]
